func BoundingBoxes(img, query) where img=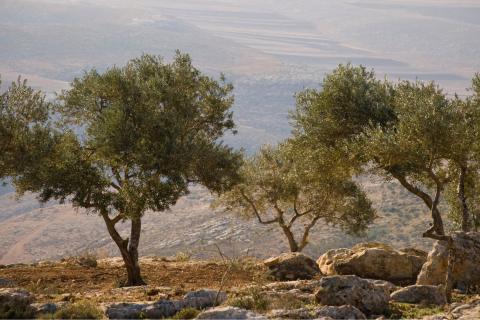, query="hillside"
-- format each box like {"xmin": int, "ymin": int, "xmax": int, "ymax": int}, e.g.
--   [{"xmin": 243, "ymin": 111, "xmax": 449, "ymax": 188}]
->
[{"xmin": 0, "ymin": 176, "xmax": 436, "ymax": 265}]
